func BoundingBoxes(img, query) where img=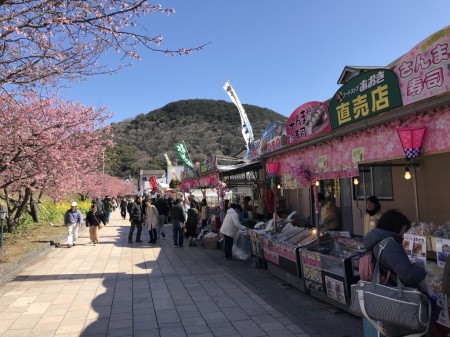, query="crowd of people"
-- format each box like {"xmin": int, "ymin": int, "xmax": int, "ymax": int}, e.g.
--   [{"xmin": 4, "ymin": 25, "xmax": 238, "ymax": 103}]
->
[{"xmin": 63, "ymin": 192, "xmax": 449, "ymax": 335}]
